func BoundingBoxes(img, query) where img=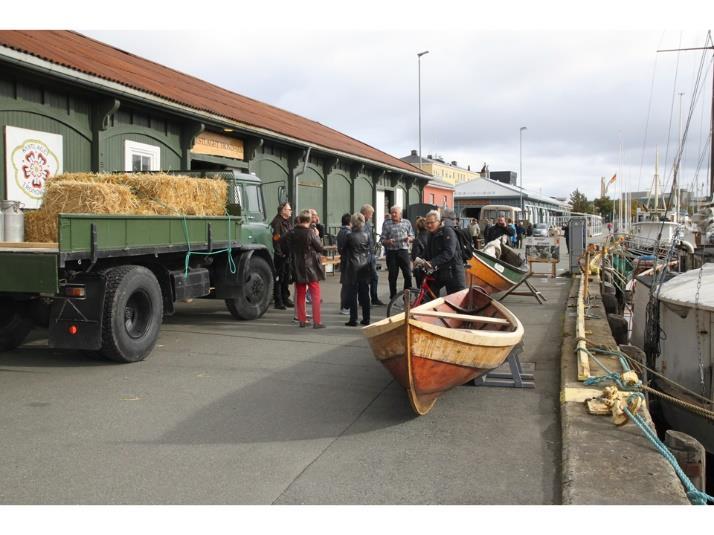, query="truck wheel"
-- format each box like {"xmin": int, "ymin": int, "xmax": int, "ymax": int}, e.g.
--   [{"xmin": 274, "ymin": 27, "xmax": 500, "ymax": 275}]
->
[
  {"xmin": 100, "ymin": 265, "xmax": 163, "ymax": 363},
  {"xmin": 0, "ymin": 297, "xmax": 33, "ymax": 351},
  {"xmin": 225, "ymin": 255, "xmax": 273, "ymax": 320}
]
